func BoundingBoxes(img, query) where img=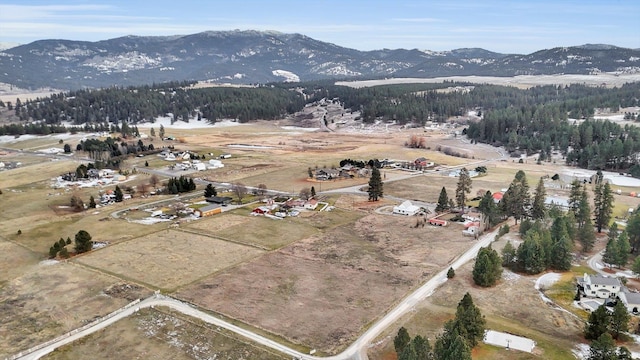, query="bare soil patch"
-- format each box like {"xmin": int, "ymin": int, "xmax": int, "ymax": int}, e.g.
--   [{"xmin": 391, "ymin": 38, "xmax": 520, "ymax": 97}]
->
[
  {"xmin": 44, "ymin": 307, "xmax": 287, "ymax": 360},
  {"xmin": 177, "ymin": 211, "xmax": 475, "ymax": 354},
  {"xmin": 0, "ymin": 262, "xmax": 145, "ymax": 358},
  {"xmin": 77, "ymin": 230, "xmax": 264, "ymax": 291}
]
